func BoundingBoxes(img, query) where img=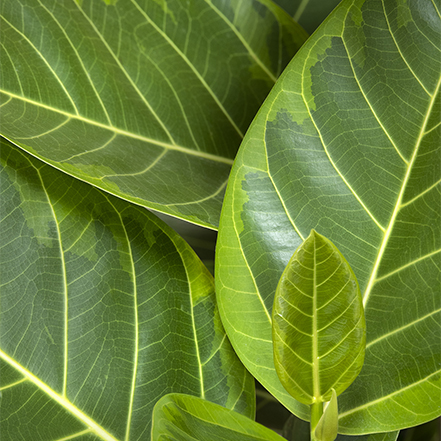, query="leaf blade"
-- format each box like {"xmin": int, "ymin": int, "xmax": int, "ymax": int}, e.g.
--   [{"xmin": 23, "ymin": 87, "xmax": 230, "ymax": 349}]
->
[
  {"xmin": 0, "ymin": 0, "xmax": 308, "ymax": 228},
  {"xmin": 152, "ymin": 393, "xmax": 285, "ymax": 441},
  {"xmin": 216, "ymin": 0, "xmax": 441, "ymax": 432},
  {"xmin": 0, "ymin": 138, "xmax": 254, "ymax": 439},
  {"xmin": 272, "ymin": 231, "xmax": 366, "ymax": 404}
]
